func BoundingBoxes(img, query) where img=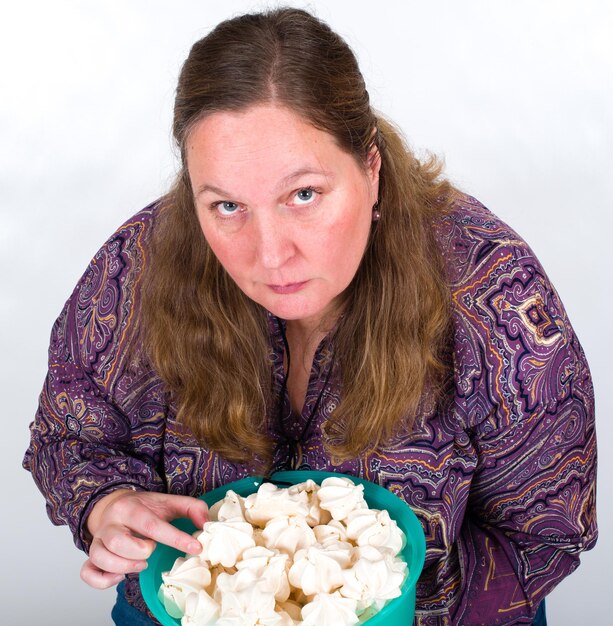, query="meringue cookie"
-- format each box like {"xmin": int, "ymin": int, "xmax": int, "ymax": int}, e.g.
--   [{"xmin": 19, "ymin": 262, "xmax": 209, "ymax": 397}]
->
[
  {"xmin": 313, "ymin": 519, "xmax": 348, "ymax": 544},
  {"xmin": 197, "ymin": 519, "xmax": 255, "ymax": 568},
  {"xmin": 160, "ymin": 556, "xmax": 212, "ymax": 617},
  {"xmin": 319, "ymin": 539, "xmax": 354, "ymax": 569},
  {"xmin": 317, "ymin": 476, "xmax": 367, "ymax": 521},
  {"xmin": 236, "ymin": 546, "xmax": 290, "ymax": 602},
  {"xmin": 288, "ymin": 479, "xmax": 332, "ymax": 526},
  {"xmin": 158, "ymin": 585, "xmax": 187, "ymax": 619},
  {"xmin": 235, "ymin": 545, "xmax": 278, "ymax": 570},
  {"xmin": 208, "ymin": 489, "xmax": 246, "ymax": 522},
  {"xmin": 244, "ymin": 482, "xmax": 309, "ymax": 527},
  {"xmin": 339, "ymin": 545, "xmax": 406, "ymax": 611},
  {"xmin": 215, "ymin": 569, "xmax": 279, "ymax": 625},
  {"xmin": 181, "ymin": 589, "xmax": 220, "ymax": 626},
  {"xmin": 301, "ymin": 592, "xmax": 359, "ymax": 626},
  {"xmin": 262, "ymin": 514, "xmax": 317, "ymax": 555},
  {"xmin": 345, "ymin": 508, "xmax": 405, "ymax": 554},
  {"xmin": 287, "ymin": 478, "xmax": 319, "ymax": 498},
  {"xmin": 288, "ymin": 545, "xmax": 345, "ymax": 595}
]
